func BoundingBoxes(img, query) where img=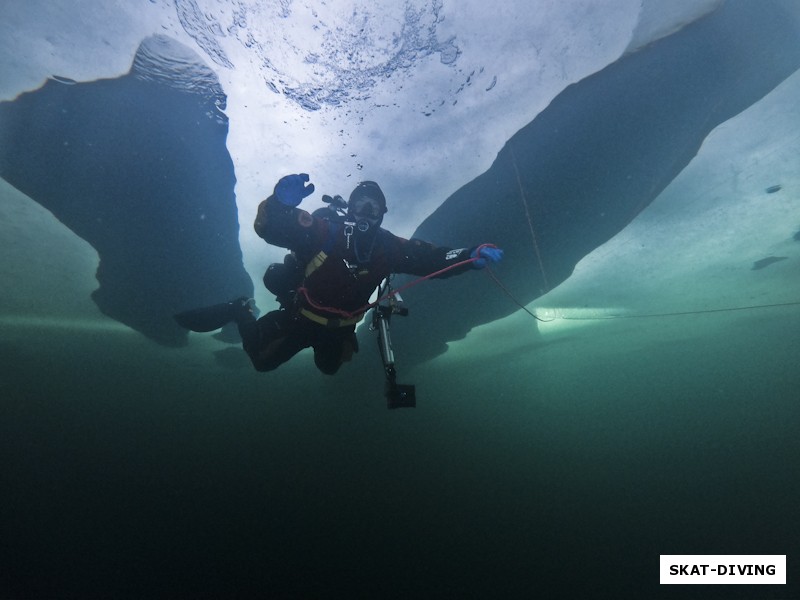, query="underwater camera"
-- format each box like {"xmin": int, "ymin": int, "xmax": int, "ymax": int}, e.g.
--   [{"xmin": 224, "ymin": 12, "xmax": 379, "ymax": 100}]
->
[
  {"xmin": 372, "ymin": 302, "xmax": 416, "ymax": 409},
  {"xmin": 386, "ymin": 380, "xmax": 416, "ymax": 409}
]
